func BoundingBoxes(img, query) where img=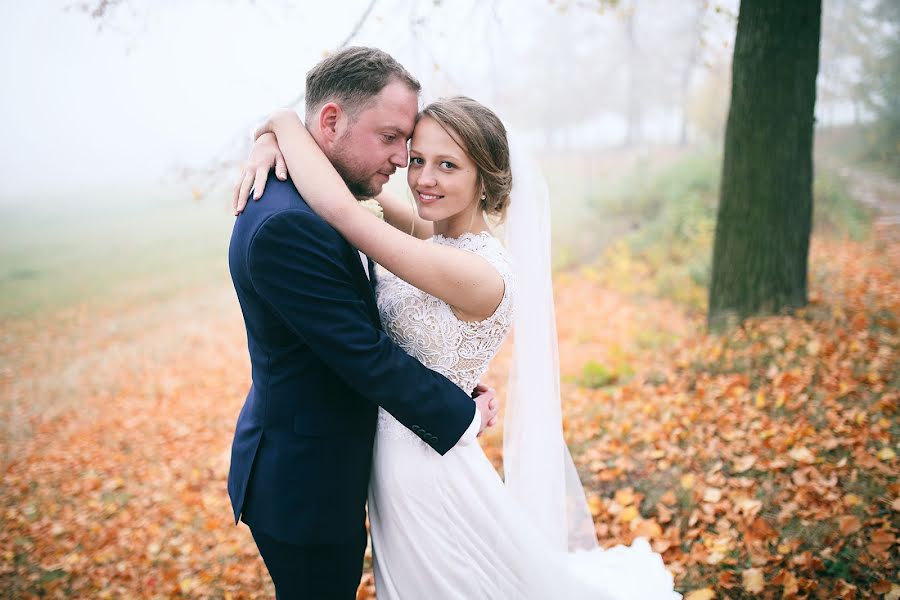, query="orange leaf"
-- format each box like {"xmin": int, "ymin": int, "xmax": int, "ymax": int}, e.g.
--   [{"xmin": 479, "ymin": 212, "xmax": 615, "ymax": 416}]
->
[
  {"xmin": 614, "ymin": 487, "xmax": 636, "ymax": 506},
  {"xmin": 703, "ymin": 487, "xmax": 723, "ymax": 503},
  {"xmin": 732, "ymin": 455, "xmax": 756, "ymax": 472},
  {"xmin": 742, "ymin": 567, "xmax": 765, "ymax": 593},
  {"xmin": 837, "ymin": 515, "xmax": 862, "ymax": 535},
  {"xmin": 619, "ymin": 506, "xmax": 639, "ymax": 523},
  {"xmin": 877, "ymin": 447, "xmax": 896, "ymax": 461},
  {"xmin": 788, "ymin": 446, "xmax": 815, "ymax": 464}
]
